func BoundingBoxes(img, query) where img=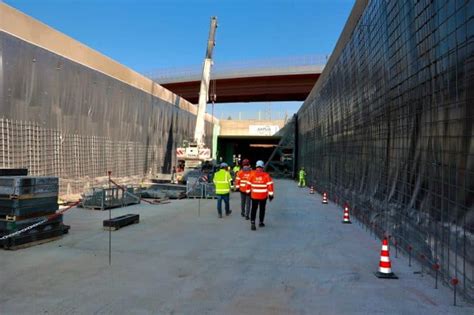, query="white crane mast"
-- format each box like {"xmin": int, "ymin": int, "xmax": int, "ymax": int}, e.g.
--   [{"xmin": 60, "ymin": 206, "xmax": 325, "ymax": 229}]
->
[
  {"xmin": 194, "ymin": 16, "xmax": 217, "ymax": 146},
  {"xmin": 175, "ymin": 17, "xmax": 217, "ymax": 173}
]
